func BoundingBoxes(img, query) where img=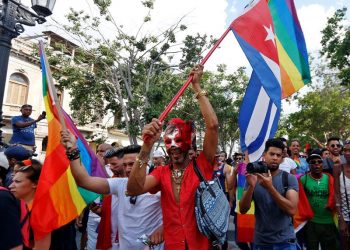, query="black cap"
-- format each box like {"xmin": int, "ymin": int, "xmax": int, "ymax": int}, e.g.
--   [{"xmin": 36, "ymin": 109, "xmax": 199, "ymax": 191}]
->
[{"xmin": 306, "ymin": 154, "xmax": 322, "ymax": 163}]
